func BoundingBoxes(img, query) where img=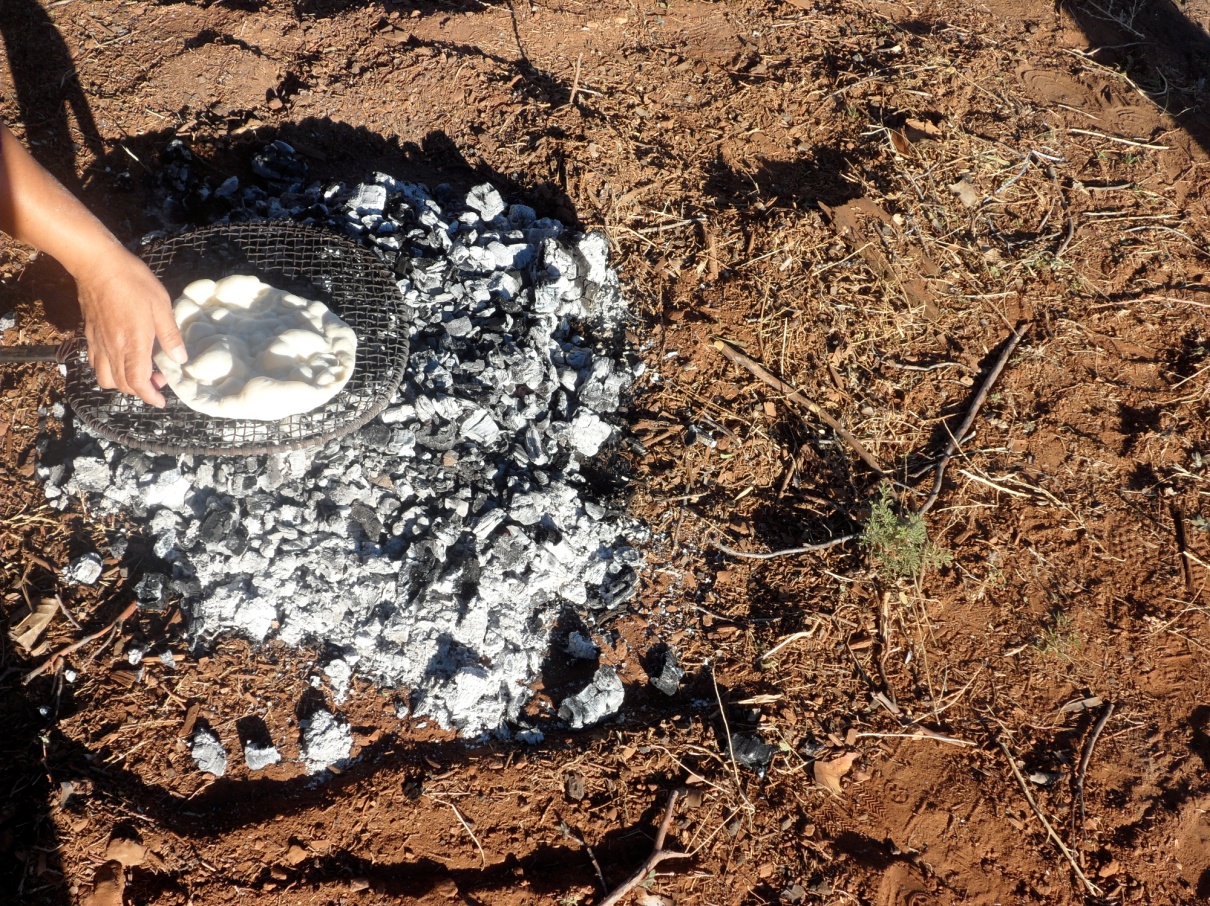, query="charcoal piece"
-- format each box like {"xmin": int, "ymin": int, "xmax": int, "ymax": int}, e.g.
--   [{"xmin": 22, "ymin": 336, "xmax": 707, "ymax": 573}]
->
[
  {"xmin": 647, "ymin": 644, "xmax": 683, "ymax": 696},
  {"xmin": 465, "ymin": 184, "xmax": 506, "ymax": 221},
  {"xmin": 251, "ymin": 141, "xmax": 307, "ymax": 184},
  {"xmin": 597, "ymin": 564, "xmax": 638, "ymax": 609},
  {"xmin": 730, "ymin": 733, "xmax": 775, "ymax": 777},
  {"xmin": 350, "ymin": 502, "xmax": 384, "ymax": 539},
  {"xmin": 359, "ymin": 423, "xmax": 392, "ymax": 452},
  {"xmin": 200, "ymin": 509, "xmax": 237, "ymax": 545},
  {"xmin": 565, "ymin": 631, "xmax": 599, "ymax": 661},
  {"xmin": 221, "ymin": 525, "xmax": 249, "ymax": 557},
  {"xmin": 135, "ymin": 572, "xmax": 169, "ymax": 610},
  {"xmin": 558, "ymin": 666, "xmax": 624, "ymax": 729}
]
